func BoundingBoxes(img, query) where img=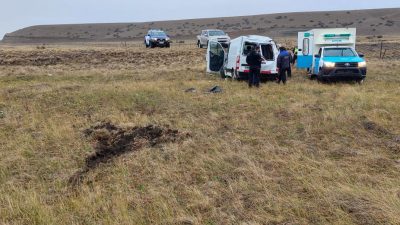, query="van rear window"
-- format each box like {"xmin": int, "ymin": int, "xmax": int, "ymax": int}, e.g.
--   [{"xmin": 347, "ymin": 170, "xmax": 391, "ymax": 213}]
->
[
  {"xmin": 261, "ymin": 45, "xmax": 274, "ymax": 60},
  {"xmin": 243, "ymin": 42, "xmax": 257, "ymax": 55}
]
